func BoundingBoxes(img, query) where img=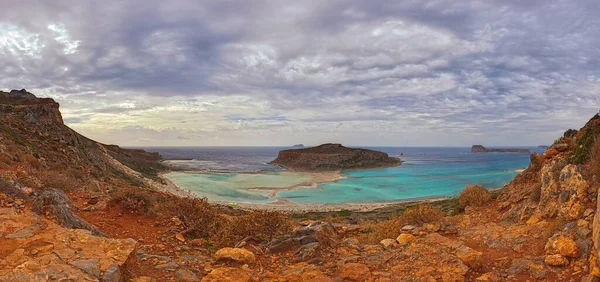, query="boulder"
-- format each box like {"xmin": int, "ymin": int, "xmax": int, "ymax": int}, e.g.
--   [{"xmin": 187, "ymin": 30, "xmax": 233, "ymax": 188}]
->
[
  {"xmin": 201, "ymin": 267, "xmax": 251, "ymax": 282},
  {"xmin": 455, "ymin": 245, "xmax": 483, "ymax": 270},
  {"xmin": 544, "ymin": 254, "xmax": 569, "ymax": 266},
  {"xmin": 379, "ymin": 239, "xmax": 398, "ymax": 249},
  {"xmin": 264, "ymin": 221, "xmax": 338, "ymax": 254},
  {"xmin": 339, "ymin": 263, "xmax": 371, "ymax": 281},
  {"xmin": 545, "ymin": 235, "xmax": 580, "ymax": 258},
  {"xmin": 0, "ymin": 209, "xmax": 137, "ymax": 281},
  {"xmin": 396, "ymin": 234, "xmax": 417, "ymax": 244},
  {"xmin": 175, "ymin": 269, "xmax": 200, "ymax": 282},
  {"xmin": 214, "ymin": 248, "xmax": 255, "ymax": 264}
]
